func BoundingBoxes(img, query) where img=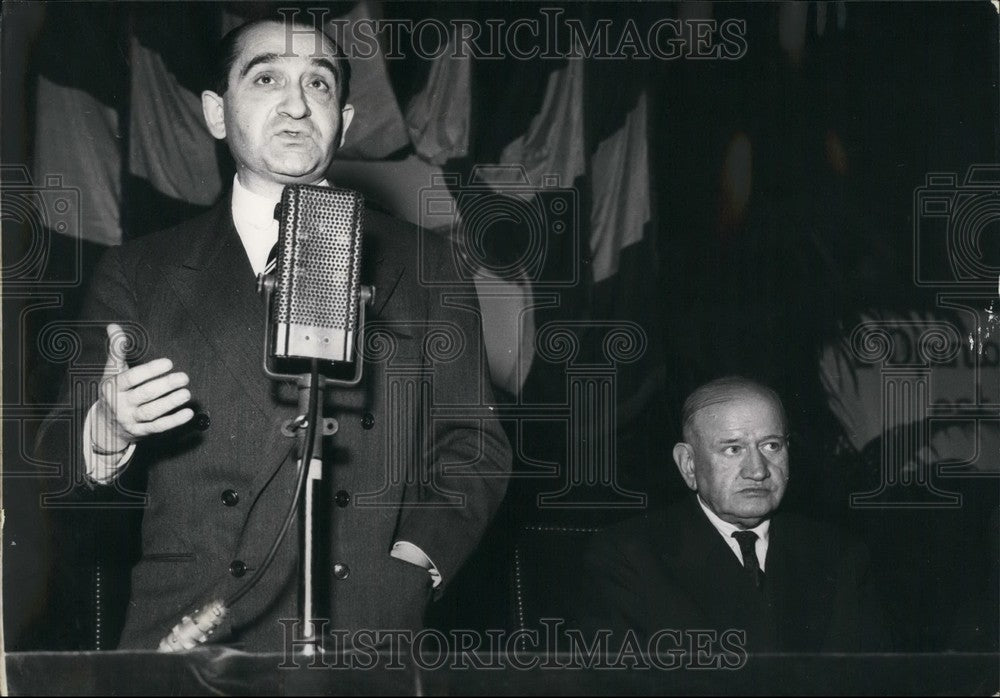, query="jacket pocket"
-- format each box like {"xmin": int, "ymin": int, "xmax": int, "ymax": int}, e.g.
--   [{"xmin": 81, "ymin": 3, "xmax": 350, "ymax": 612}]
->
[{"xmin": 140, "ymin": 552, "xmax": 195, "ymax": 562}]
